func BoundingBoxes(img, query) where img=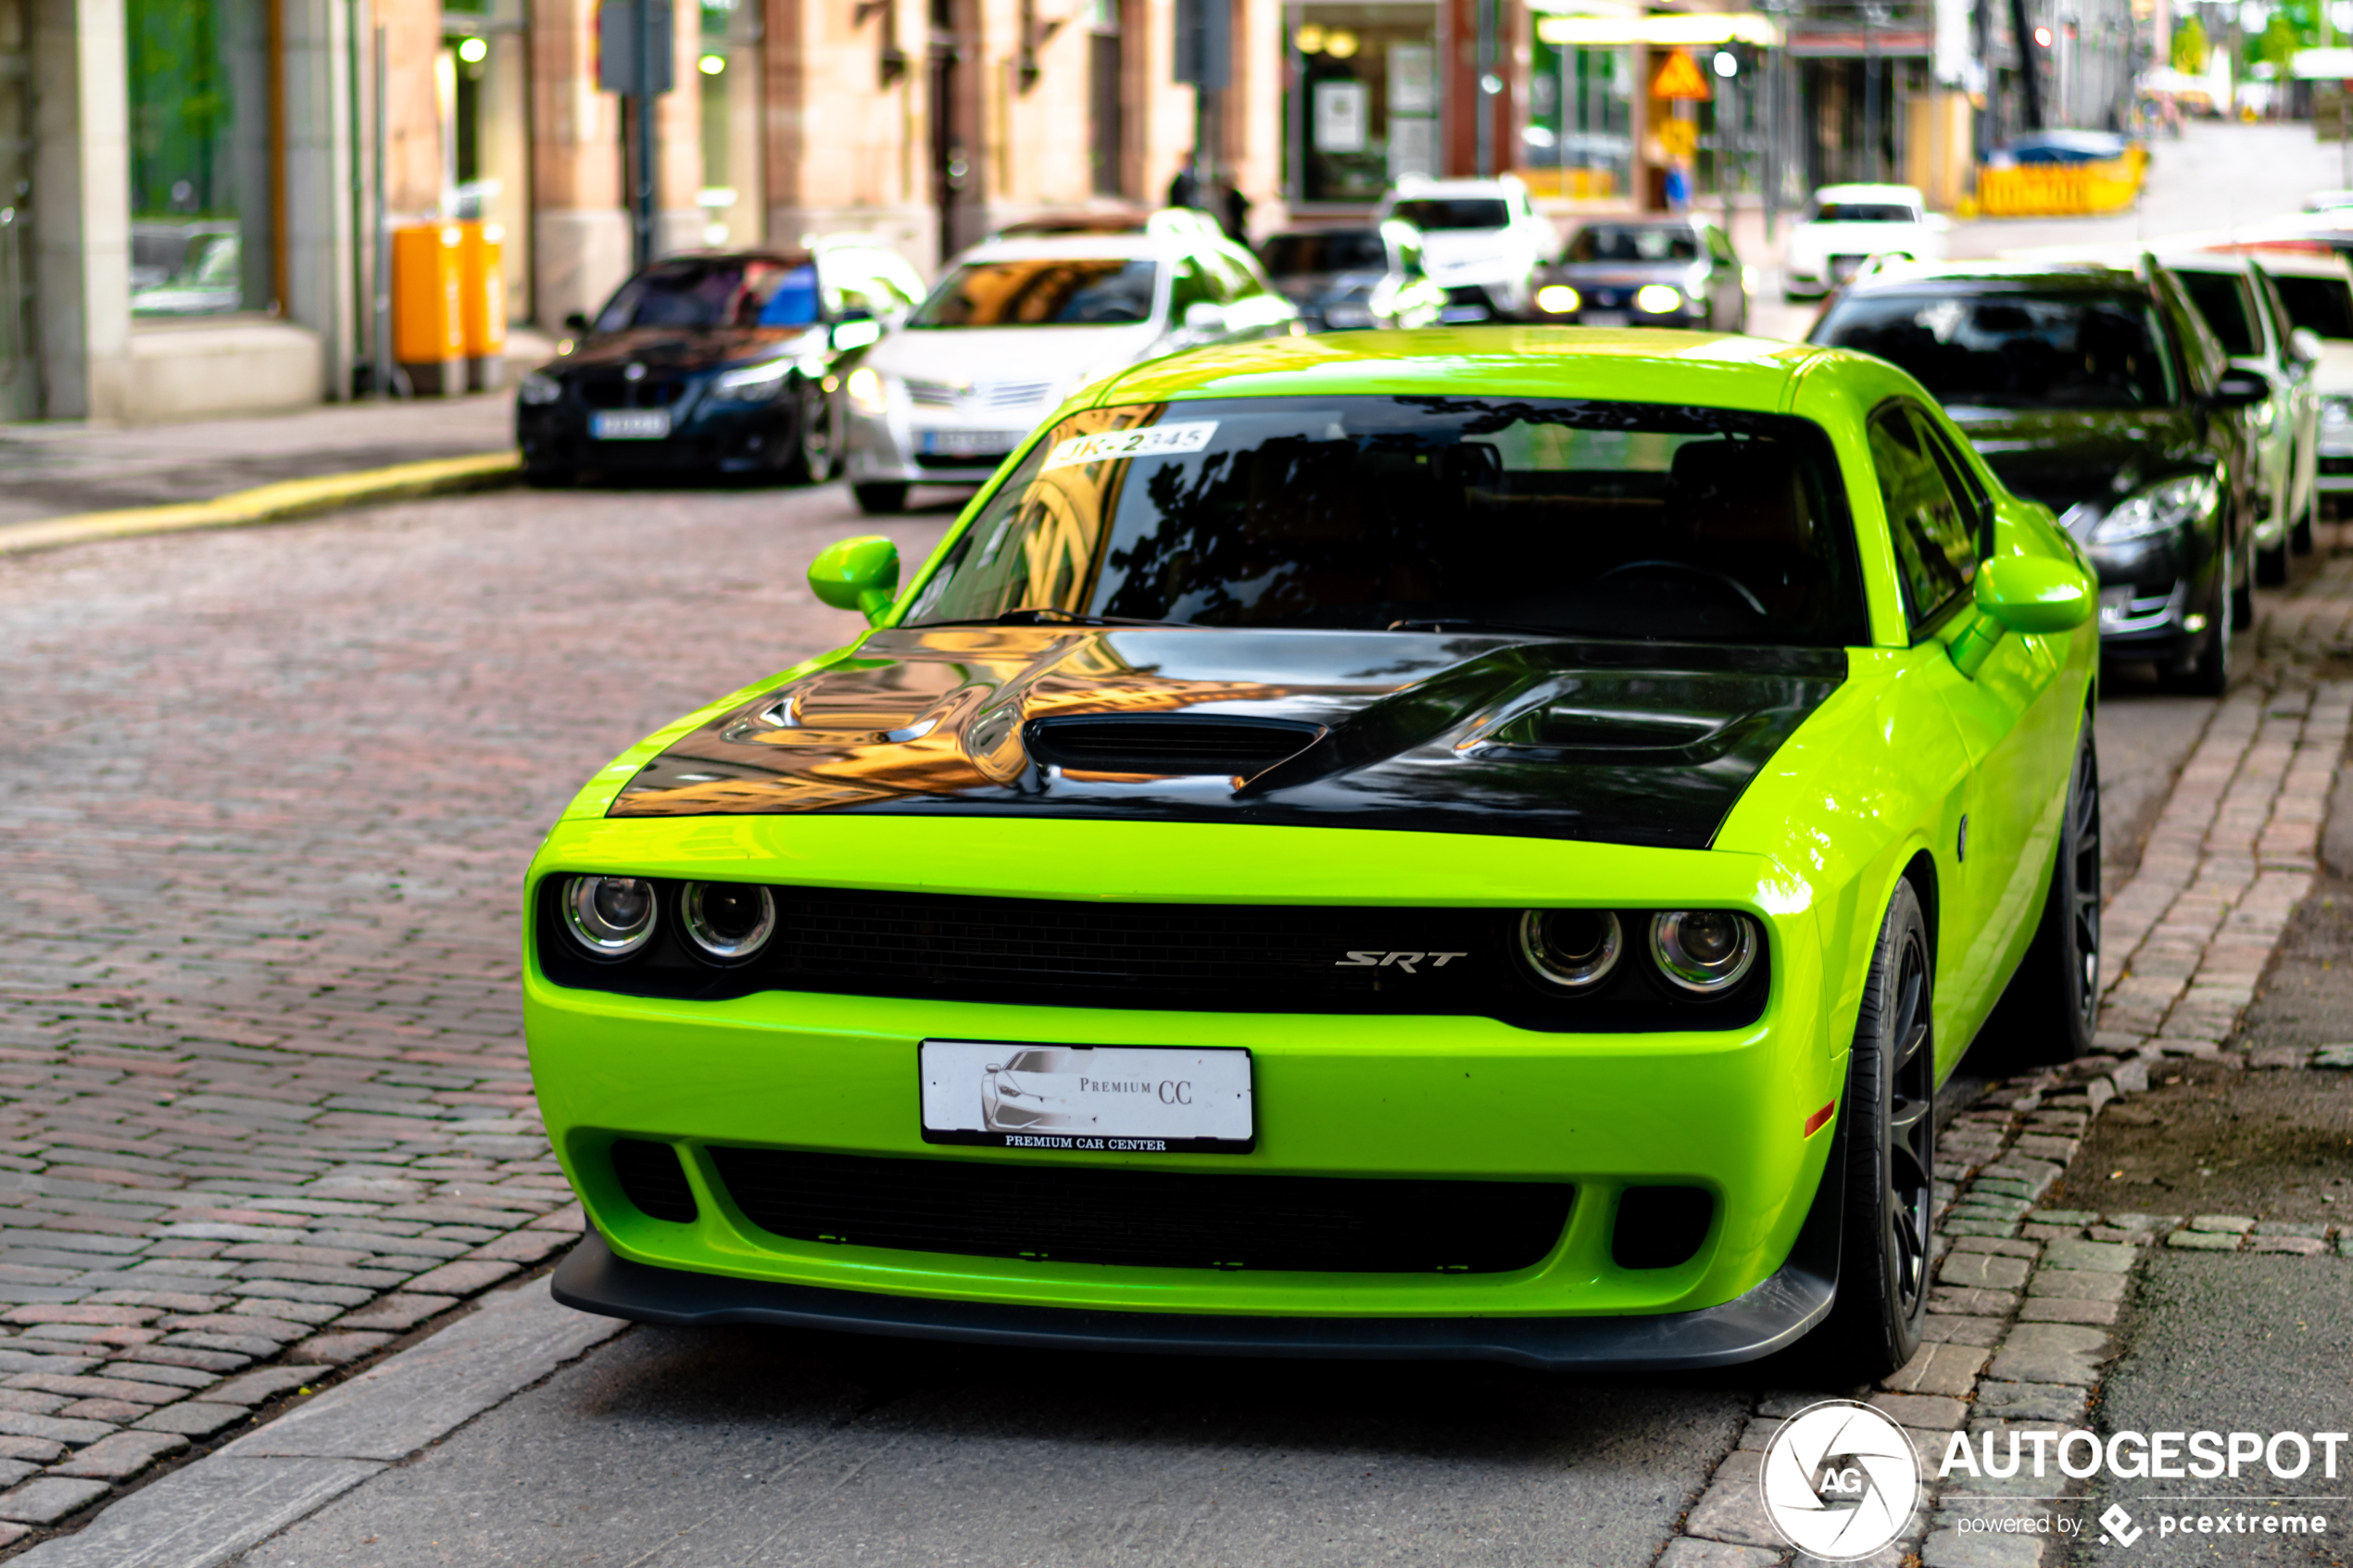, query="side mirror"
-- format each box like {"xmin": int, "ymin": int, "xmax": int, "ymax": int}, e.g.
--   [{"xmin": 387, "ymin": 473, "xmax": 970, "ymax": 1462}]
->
[
  {"xmin": 2291, "ymin": 326, "xmax": 2325, "ymax": 366},
  {"xmin": 1948, "ymin": 555, "xmax": 2090, "ymax": 676},
  {"xmin": 1182, "ymin": 300, "xmax": 1227, "ymax": 334},
  {"xmin": 2212, "ymin": 370, "xmax": 2271, "ymax": 407},
  {"xmin": 562, "ymin": 310, "xmax": 591, "ymax": 335},
  {"xmin": 808, "ymin": 535, "xmax": 901, "ymax": 624}
]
